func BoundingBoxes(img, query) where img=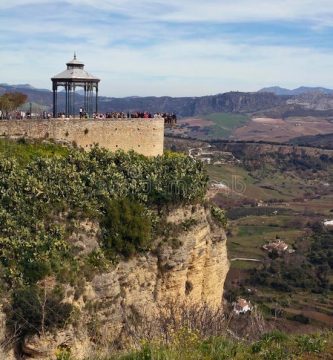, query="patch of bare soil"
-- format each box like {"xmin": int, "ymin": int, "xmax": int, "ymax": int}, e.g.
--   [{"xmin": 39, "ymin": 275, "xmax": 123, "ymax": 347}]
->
[
  {"xmin": 233, "ymin": 117, "xmax": 333, "ymax": 142},
  {"xmin": 267, "ymin": 318, "xmax": 328, "ymax": 335},
  {"xmin": 178, "ymin": 117, "xmax": 215, "ymax": 127},
  {"xmin": 285, "ymin": 308, "xmax": 333, "ymax": 327},
  {"xmin": 252, "ymin": 117, "xmax": 285, "ymax": 125}
]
